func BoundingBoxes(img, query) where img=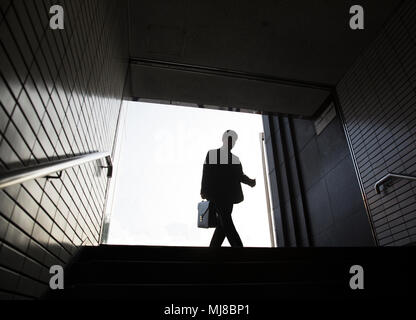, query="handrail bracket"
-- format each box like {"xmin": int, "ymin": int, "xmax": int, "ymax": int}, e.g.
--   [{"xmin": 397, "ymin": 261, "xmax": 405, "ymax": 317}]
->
[
  {"xmin": 375, "ymin": 172, "xmax": 416, "ymax": 194},
  {"xmin": 100, "ymin": 156, "xmax": 113, "ymax": 178},
  {"xmin": 46, "ymin": 171, "xmax": 63, "ymax": 180}
]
